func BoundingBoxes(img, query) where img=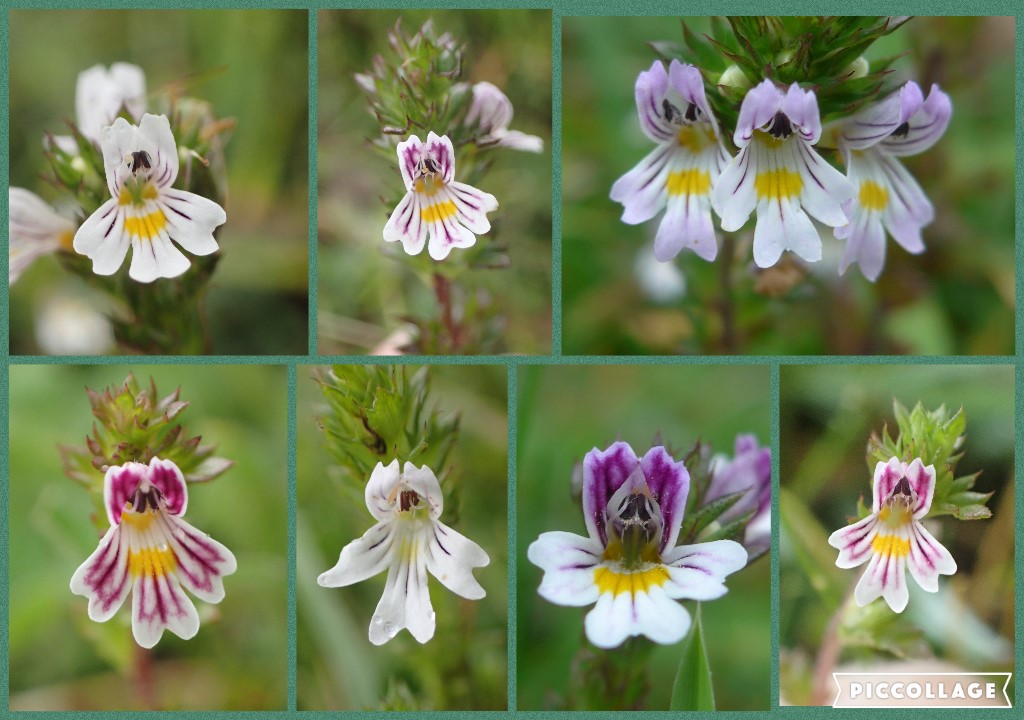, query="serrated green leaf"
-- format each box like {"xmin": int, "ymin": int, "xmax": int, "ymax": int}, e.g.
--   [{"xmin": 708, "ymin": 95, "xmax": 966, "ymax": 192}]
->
[
  {"xmin": 680, "ymin": 489, "xmax": 746, "ymax": 541},
  {"xmin": 700, "ymin": 509, "xmax": 755, "ymax": 543},
  {"xmin": 670, "ymin": 604, "xmax": 715, "ymax": 711}
]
